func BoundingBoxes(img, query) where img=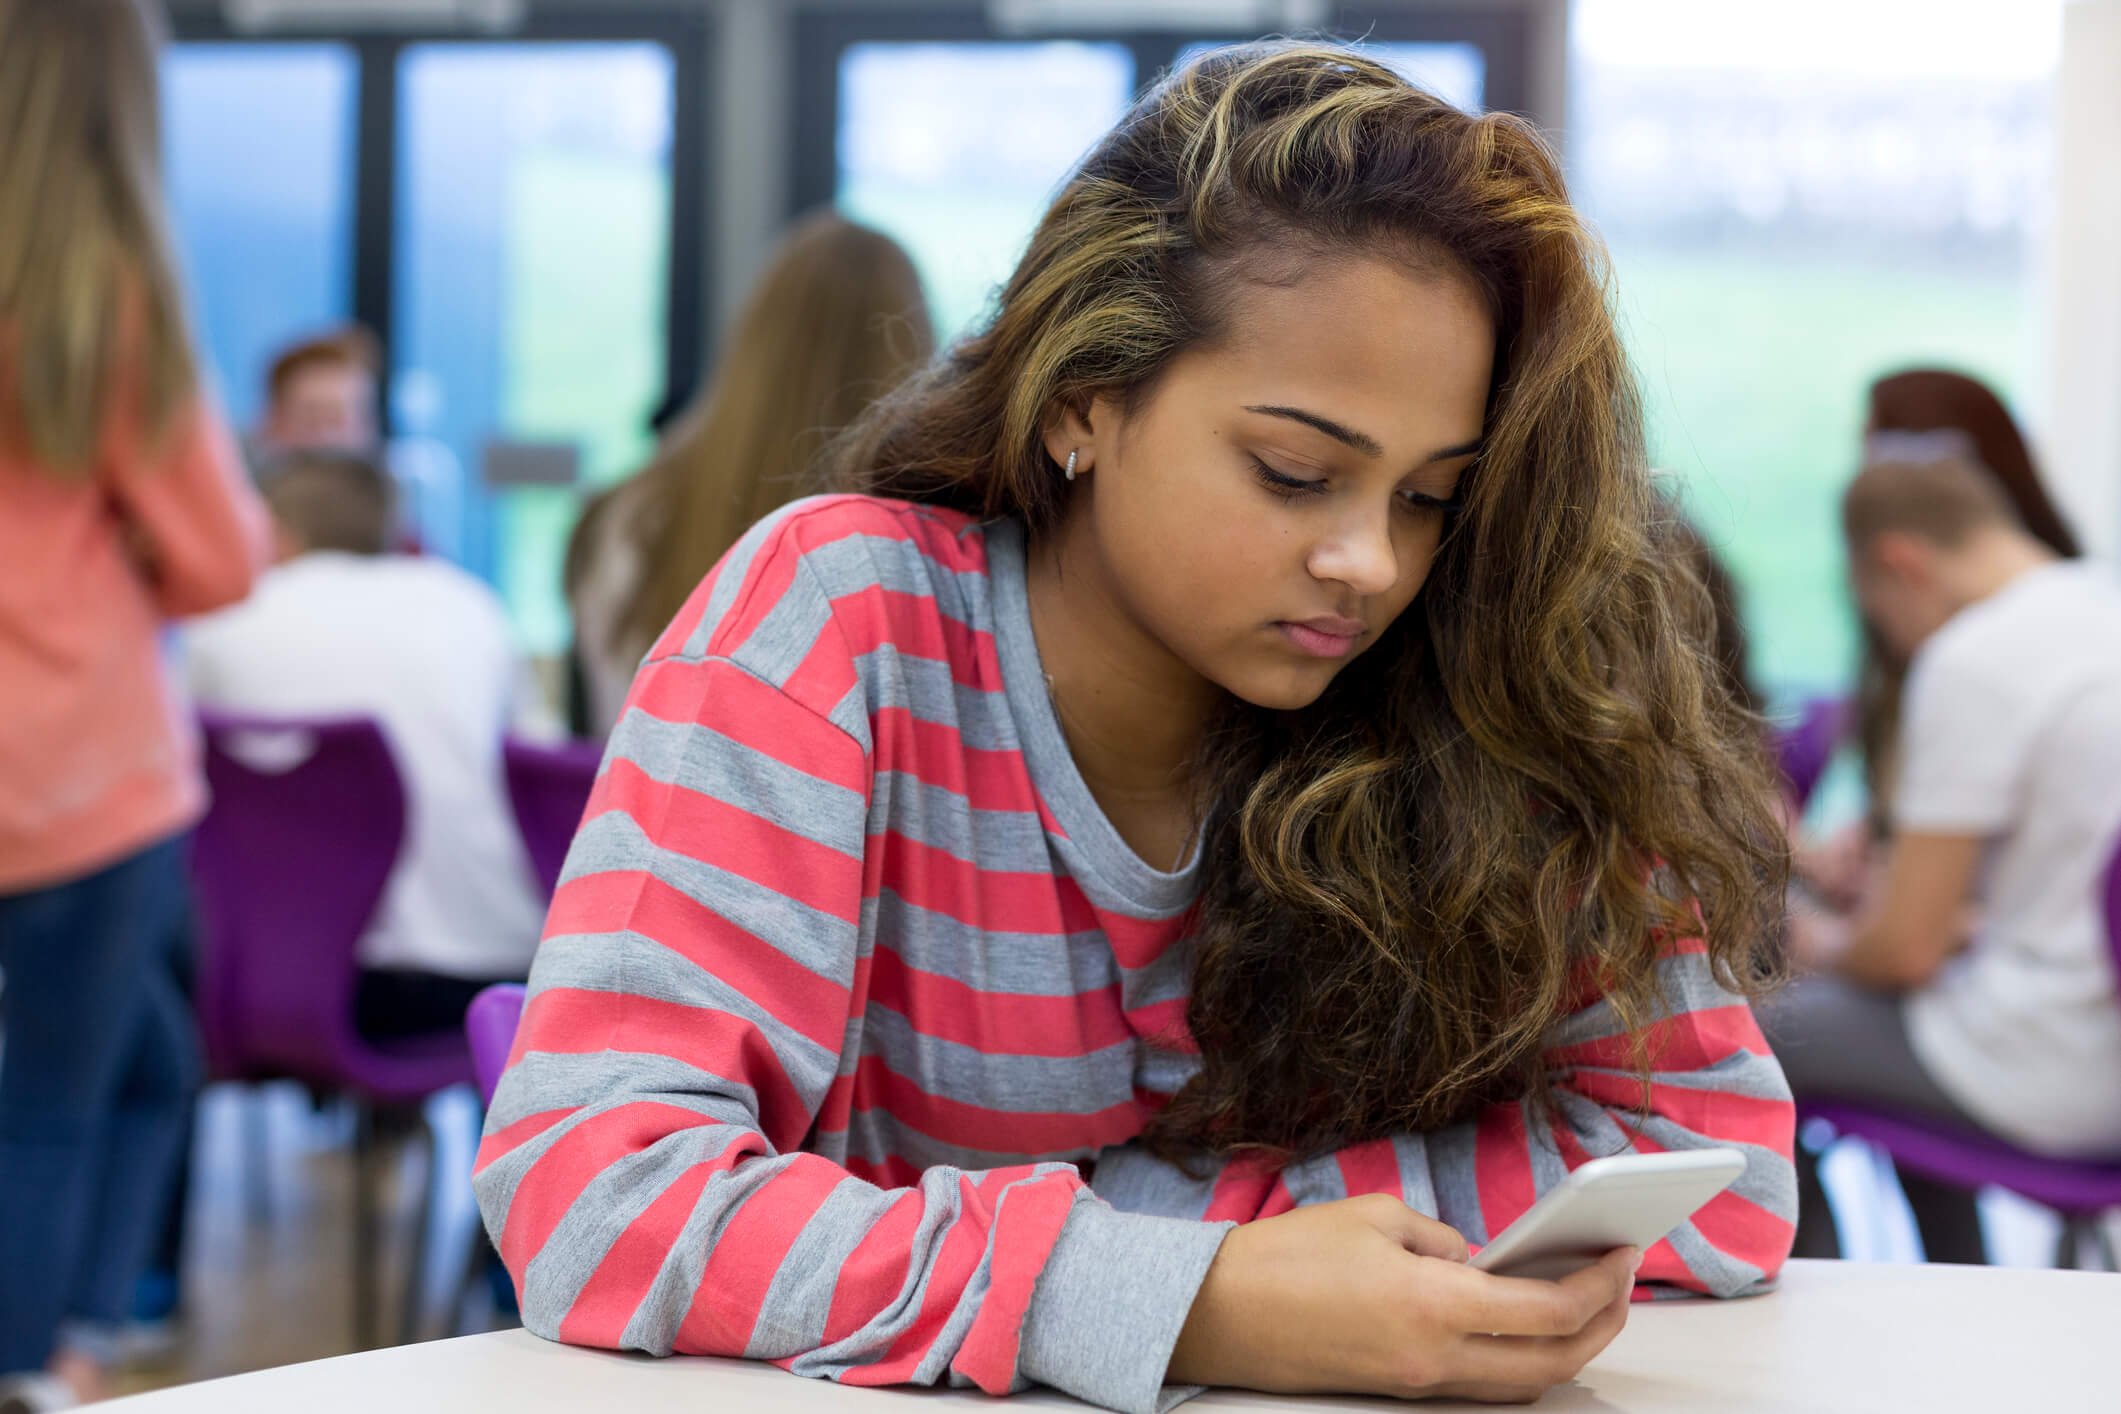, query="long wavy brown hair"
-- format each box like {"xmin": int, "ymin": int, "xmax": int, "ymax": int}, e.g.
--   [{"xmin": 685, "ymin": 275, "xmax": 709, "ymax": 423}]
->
[
  {"xmin": 0, "ymin": 0, "xmax": 196, "ymax": 475},
  {"xmin": 837, "ymin": 43, "xmax": 1787, "ymax": 1162},
  {"xmin": 1854, "ymin": 369, "xmax": 2078, "ymax": 823},
  {"xmin": 608, "ymin": 212, "xmax": 932, "ymax": 660}
]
